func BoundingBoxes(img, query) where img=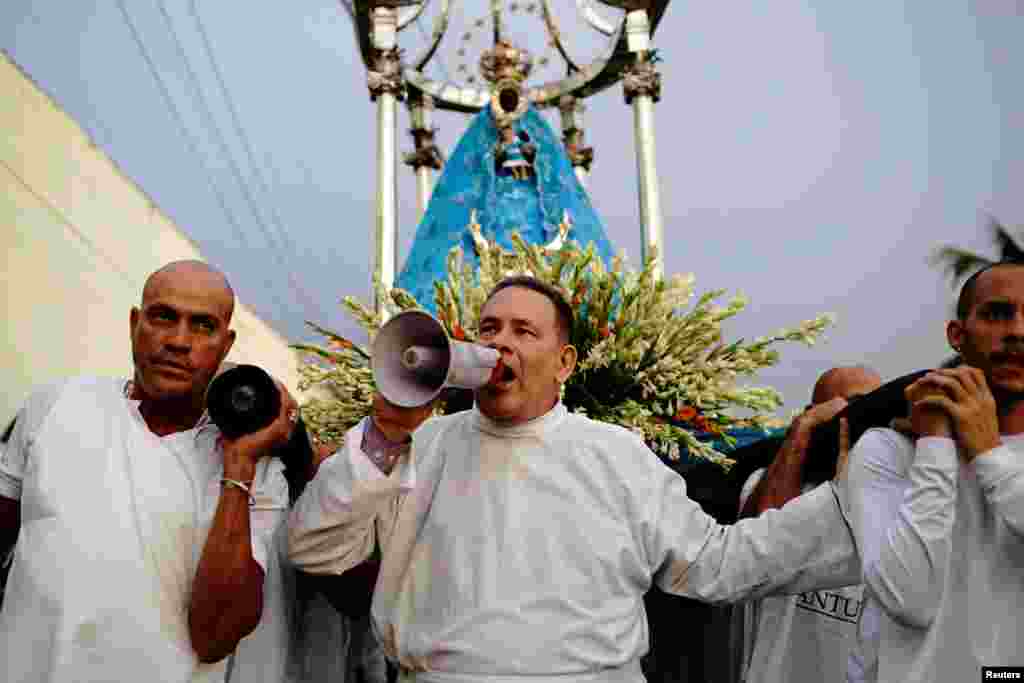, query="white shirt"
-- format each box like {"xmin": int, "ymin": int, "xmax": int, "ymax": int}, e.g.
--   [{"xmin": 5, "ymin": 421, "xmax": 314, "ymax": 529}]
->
[
  {"xmin": 846, "ymin": 428, "xmax": 1024, "ymax": 683},
  {"xmin": 733, "ymin": 468, "xmax": 864, "ymax": 683},
  {"xmin": 0, "ymin": 377, "xmax": 290, "ymax": 683},
  {"xmin": 289, "ymin": 404, "xmax": 859, "ymax": 682}
]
